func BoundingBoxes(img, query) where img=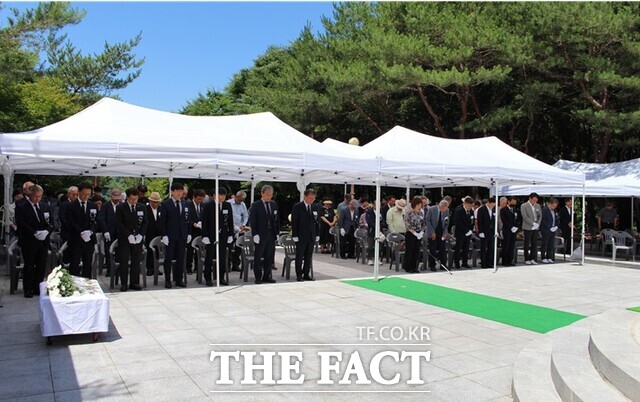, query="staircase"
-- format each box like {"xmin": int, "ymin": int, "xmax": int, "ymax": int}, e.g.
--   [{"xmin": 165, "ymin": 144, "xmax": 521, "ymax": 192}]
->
[{"xmin": 512, "ymin": 309, "xmax": 640, "ymax": 402}]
